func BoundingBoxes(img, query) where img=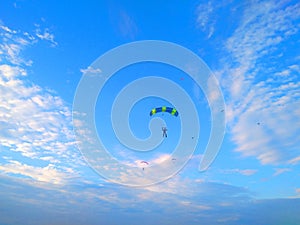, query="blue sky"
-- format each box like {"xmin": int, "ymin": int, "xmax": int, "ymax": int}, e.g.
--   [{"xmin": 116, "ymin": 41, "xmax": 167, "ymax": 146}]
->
[{"xmin": 0, "ymin": 0, "xmax": 300, "ymax": 224}]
